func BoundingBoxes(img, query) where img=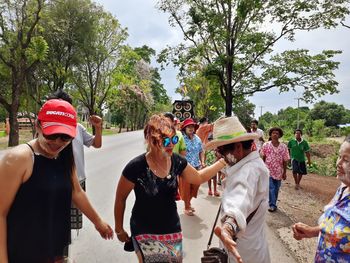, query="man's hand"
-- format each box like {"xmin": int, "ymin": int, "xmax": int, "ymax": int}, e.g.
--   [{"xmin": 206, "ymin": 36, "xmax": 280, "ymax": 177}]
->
[
  {"xmin": 89, "ymin": 115, "xmax": 102, "ymax": 128},
  {"xmin": 282, "ymin": 171, "xmax": 287, "ymax": 180},
  {"xmin": 292, "ymin": 222, "xmax": 319, "ymax": 240},
  {"xmin": 214, "ymin": 226, "xmax": 243, "ymax": 263}
]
